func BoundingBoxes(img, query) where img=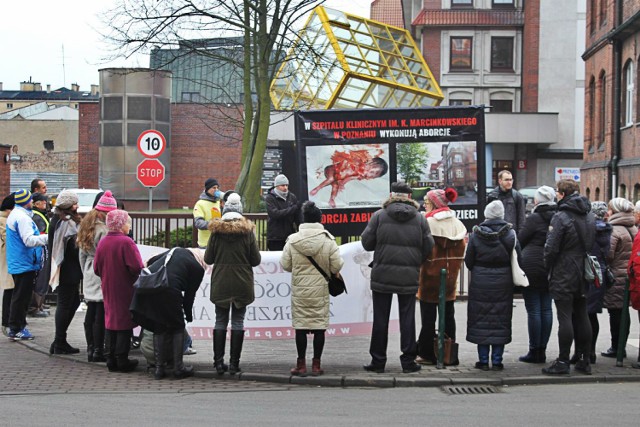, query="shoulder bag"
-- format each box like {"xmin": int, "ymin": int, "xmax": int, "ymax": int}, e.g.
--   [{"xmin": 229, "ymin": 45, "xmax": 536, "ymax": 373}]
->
[
  {"xmin": 134, "ymin": 248, "xmax": 177, "ymax": 294},
  {"xmin": 571, "ymin": 220, "xmax": 602, "ymax": 287},
  {"xmin": 503, "ymin": 232, "xmax": 529, "ymax": 287},
  {"xmin": 306, "ymin": 256, "xmax": 347, "ymax": 297}
]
